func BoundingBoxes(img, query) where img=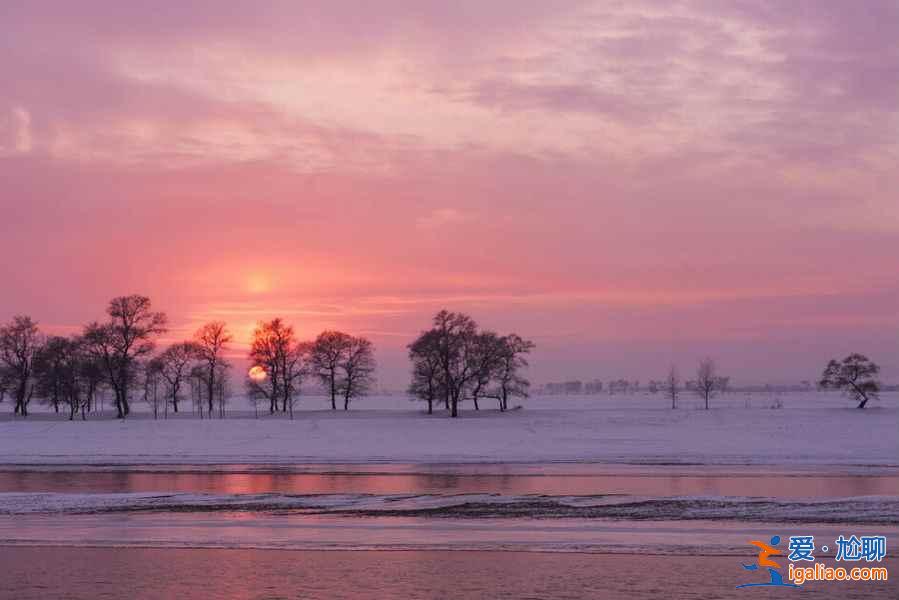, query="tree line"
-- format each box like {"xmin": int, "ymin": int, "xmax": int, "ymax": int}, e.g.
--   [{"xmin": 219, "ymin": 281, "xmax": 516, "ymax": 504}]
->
[
  {"xmin": 3, "ymin": 296, "xmax": 878, "ymax": 419},
  {"xmin": 0, "ymin": 295, "xmax": 376, "ymax": 420},
  {"xmin": 658, "ymin": 354, "xmax": 882, "ymax": 410},
  {"xmin": 541, "ymin": 354, "xmax": 882, "ymax": 411},
  {"xmin": 1, "ymin": 298, "xmax": 539, "ymax": 421},
  {"xmin": 245, "ymin": 320, "xmax": 376, "ymax": 418}
]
